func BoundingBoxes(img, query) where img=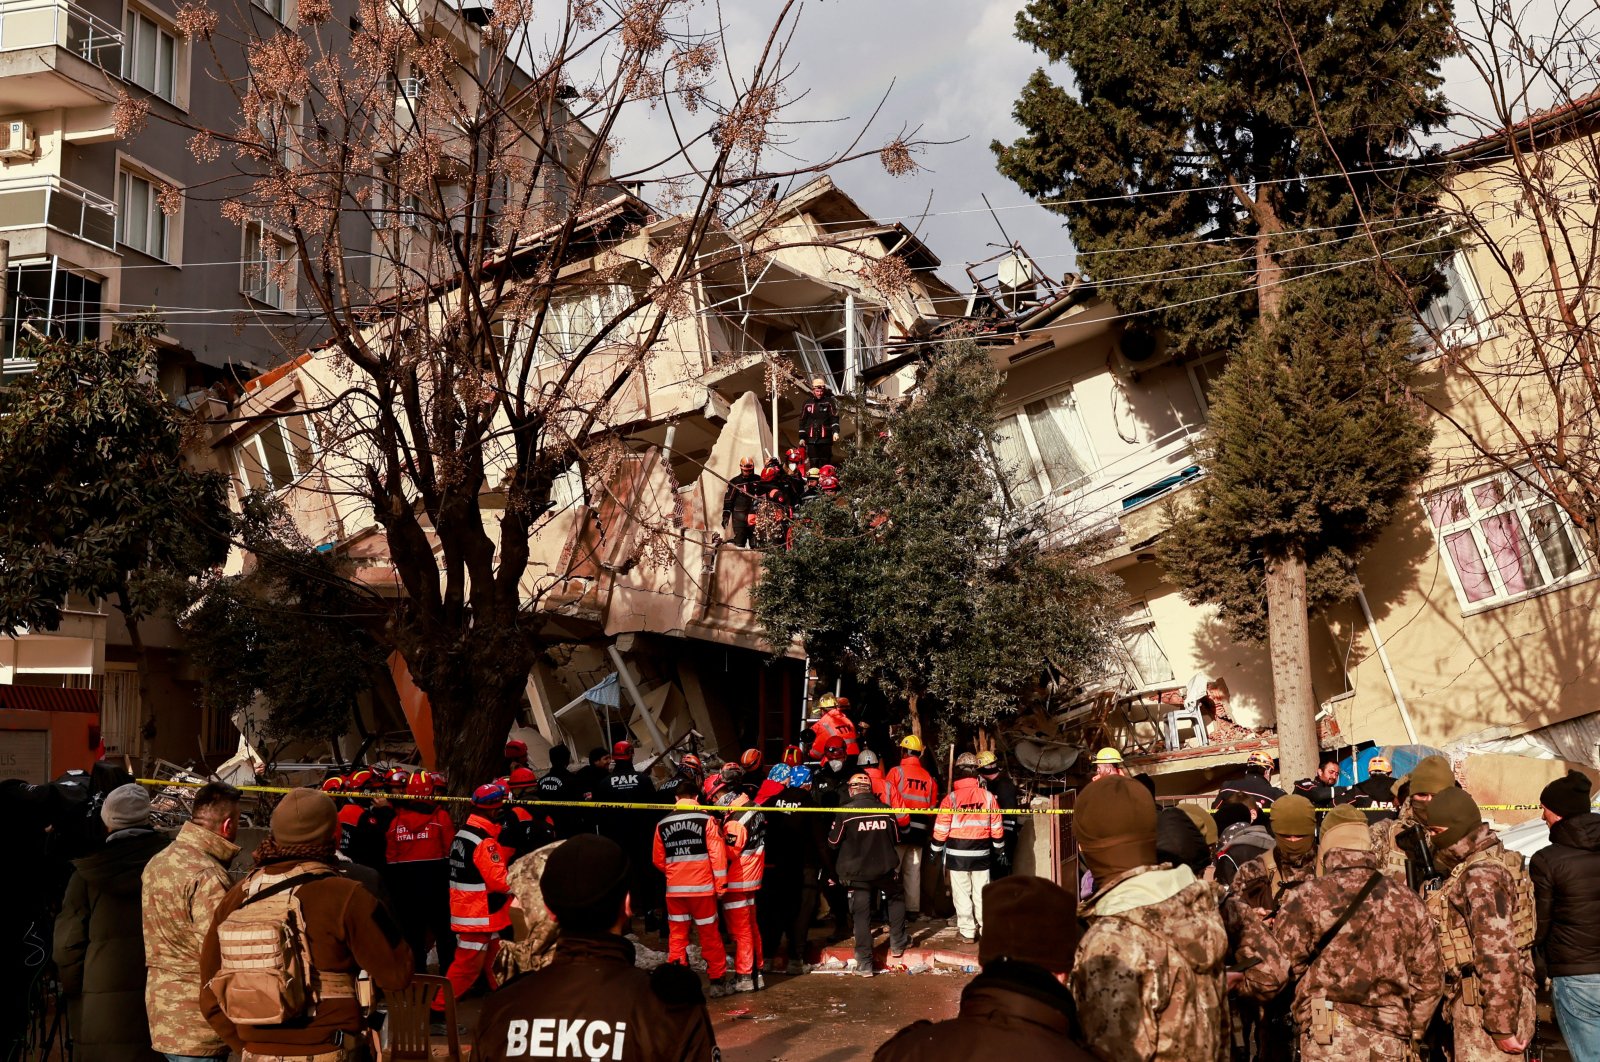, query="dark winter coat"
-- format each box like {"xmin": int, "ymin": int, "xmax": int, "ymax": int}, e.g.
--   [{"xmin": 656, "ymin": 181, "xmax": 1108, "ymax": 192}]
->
[
  {"xmin": 1340, "ymin": 774, "xmax": 1399, "ymax": 822},
  {"xmin": 798, "ymin": 393, "xmax": 840, "ymax": 444},
  {"xmin": 828, "ymin": 792, "xmax": 902, "ymax": 886},
  {"xmin": 1156, "ymin": 807, "xmax": 1211, "ymax": 876},
  {"xmin": 874, "ymin": 960, "xmax": 1095, "ymax": 1062},
  {"xmin": 1212, "ymin": 823, "xmax": 1275, "ymax": 888},
  {"xmin": 720, "ymin": 471, "xmax": 762, "ymax": 522},
  {"xmin": 1532, "ymin": 811, "xmax": 1600, "ymax": 977},
  {"xmin": 53, "ymin": 827, "xmax": 171, "ymax": 1062},
  {"xmin": 812, "ymin": 758, "xmax": 857, "ymax": 808}
]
